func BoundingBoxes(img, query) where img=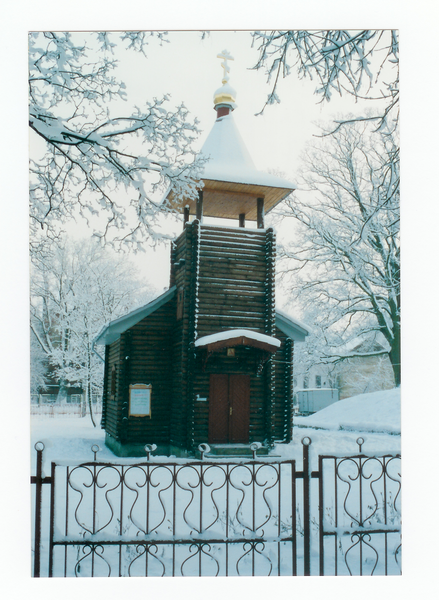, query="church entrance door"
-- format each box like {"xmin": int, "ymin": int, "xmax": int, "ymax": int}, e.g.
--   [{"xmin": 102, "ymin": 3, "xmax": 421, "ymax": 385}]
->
[{"xmin": 208, "ymin": 374, "xmax": 250, "ymax": 444}]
